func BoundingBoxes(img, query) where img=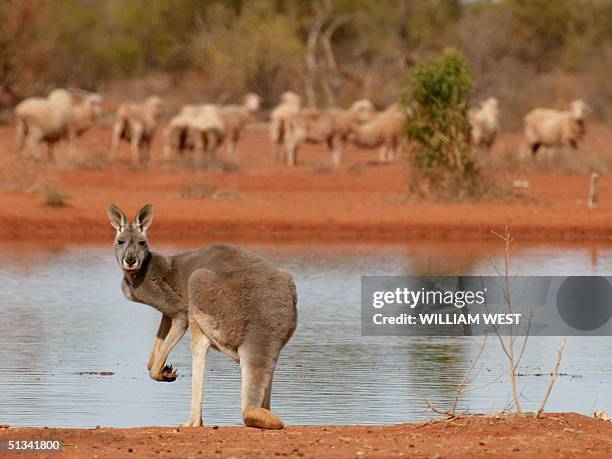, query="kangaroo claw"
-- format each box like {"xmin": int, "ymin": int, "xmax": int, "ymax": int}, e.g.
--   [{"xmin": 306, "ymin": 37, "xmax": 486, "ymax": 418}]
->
[{"xmin": 151, "ymin": 365, "xmax": 177, "ymax": 382}]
